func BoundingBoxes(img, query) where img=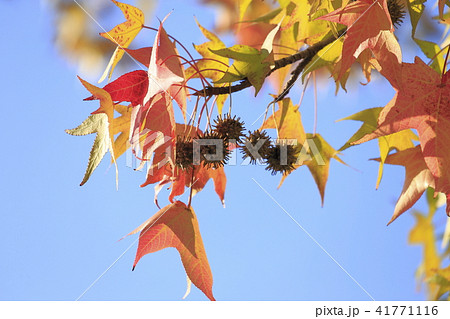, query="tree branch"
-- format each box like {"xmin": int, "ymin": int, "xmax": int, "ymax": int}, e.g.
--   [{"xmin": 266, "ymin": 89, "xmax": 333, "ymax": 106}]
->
[{"xmin": 193, "ymin": 29, "xmax": 346, "ymax": 97}]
